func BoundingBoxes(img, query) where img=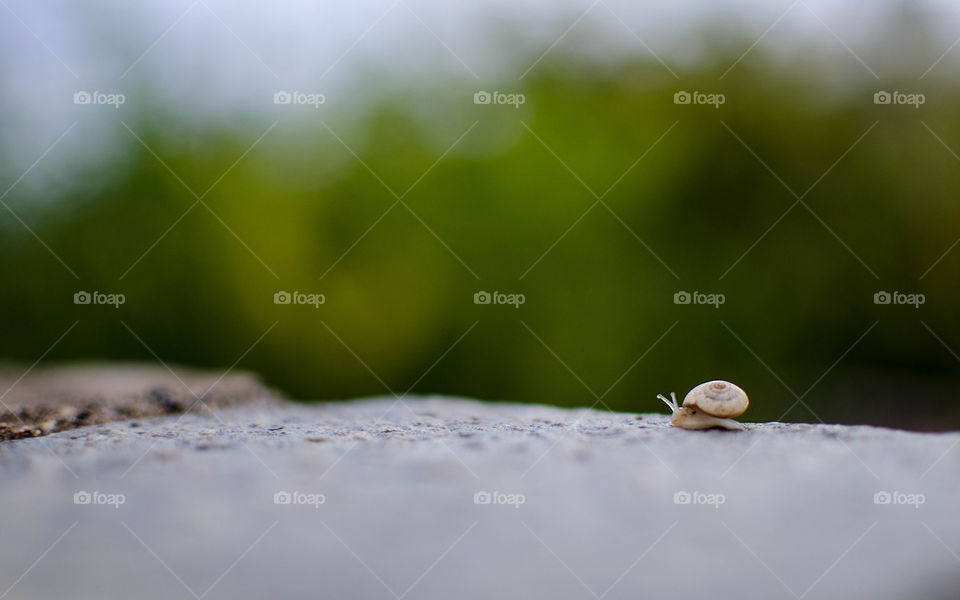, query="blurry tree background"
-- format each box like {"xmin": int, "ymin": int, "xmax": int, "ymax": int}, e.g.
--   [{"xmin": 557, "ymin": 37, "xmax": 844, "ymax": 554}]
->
[{"xmin": 1, "ymin": 0, "xmax": 959, "ymax": 429}]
